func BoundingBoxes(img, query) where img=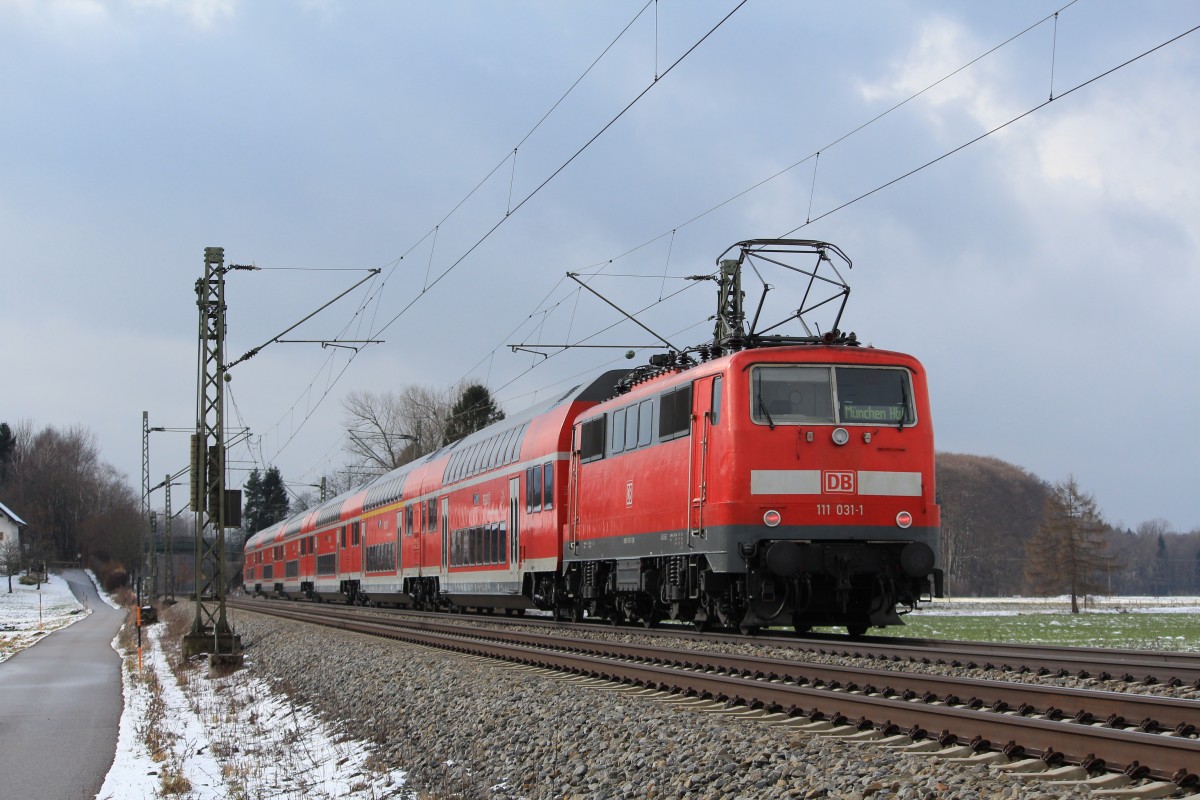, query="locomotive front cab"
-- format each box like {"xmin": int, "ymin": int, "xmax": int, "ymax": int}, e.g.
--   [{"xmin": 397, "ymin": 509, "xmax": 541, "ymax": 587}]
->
[{"xmin": 716, "ymin": 351, "xmax": 943, "ymax": 634}]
